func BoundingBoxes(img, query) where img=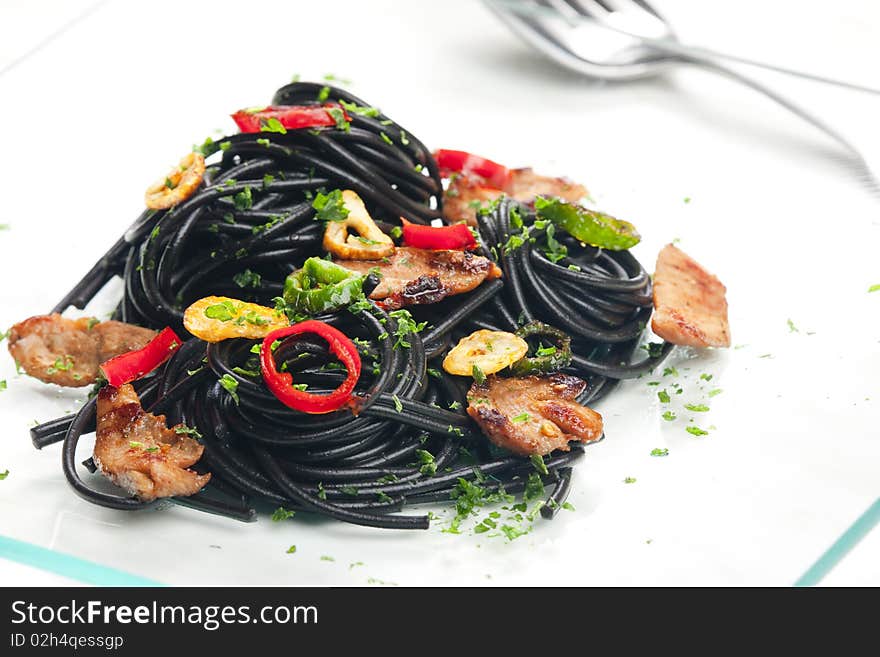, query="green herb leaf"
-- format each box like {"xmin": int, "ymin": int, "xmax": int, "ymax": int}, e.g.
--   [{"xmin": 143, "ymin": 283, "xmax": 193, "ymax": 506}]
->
[
  {"xmin": 511, "ymin": 412, "xmax": 530, "ymax": 423},
  {"xmin": 260, "ymin": 117, "xmax": 287, "ymax": 134},
  {"xmin": 0, "ymin": 470, "xmax": 8, "ymax": 480},
  {"xmin": 684, "ymin": 403, "xmax": 710, "ymax": 412},
  {"xmin": 192, "ymin": 137, "xmax": 219, "ymax": 157},
  {"xmin": 388, "ymin": 309, "xmax": 427, "ymax": 349},
  {"xmin": 174, "ymin": 425, "xmax": 202, "ymax": 440},
  {"xmin": 686, "ymin": 426, "xmax": 709, "ymax": 436},
  {"xmin": 624, "ymin": 477, "xmax": 636, "ymax": 484},
  {"xmin": 339, "ymin": 99, "xmax": 380, "ymax": 117},
  {"xmin": 286, "ymin": 545, "xmax": 297, "ymax": 554},
  {"xmin": 233, "ymin": 186, "xmax": 253, "ymax": 211},
  {"xmin": 523, "ymin": 472, "xmax": 545, "ymax": 503},
  {"xmin": 416, "ymin": 449, "xmax": 436, "ymax": 476},
  {"xmin": 472, "ymin": 364, "xmax": 486, "ymax": 385},
  {"xmin": 312, "ymin": 189, "xmax": 349, "ymax": 222},
  {"xmin": 500, "ymin": 524, "xmax": 530, "ymax": 541},
  {"xmin": 650, "ymin": 448, "xmax": 669, "ymax": 457},
  {"xmin": 326, "ymin": 106, "xmax": 350, "ymax": 132},
  {"xmin": 657, "ymin": 389, "xmax": 671, "ymax": 403},
  {"xmin": 641, "ymin": 342, "xmax": 665, "ymax": 358},
  {"xmin": 392, "ymin": 394, "xmax": 403, "ymax": 412},
  {"xmin": 662, "ymin": 410, "xmax": 676, "ymax": 421},
  {"xmin": 530, "ymin": 454, "xmax": 548, "ymax": 475},
  {"xmin": 218, "ymin": 374, "xmax": 240, "ymax": 404},
  {"xmin": 272, "ymin": 507, "xmax": 296, "ymax": 522},
  {"xmin": 233, "ymin": 269, "xmax": 262, "ymax": 289}
]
